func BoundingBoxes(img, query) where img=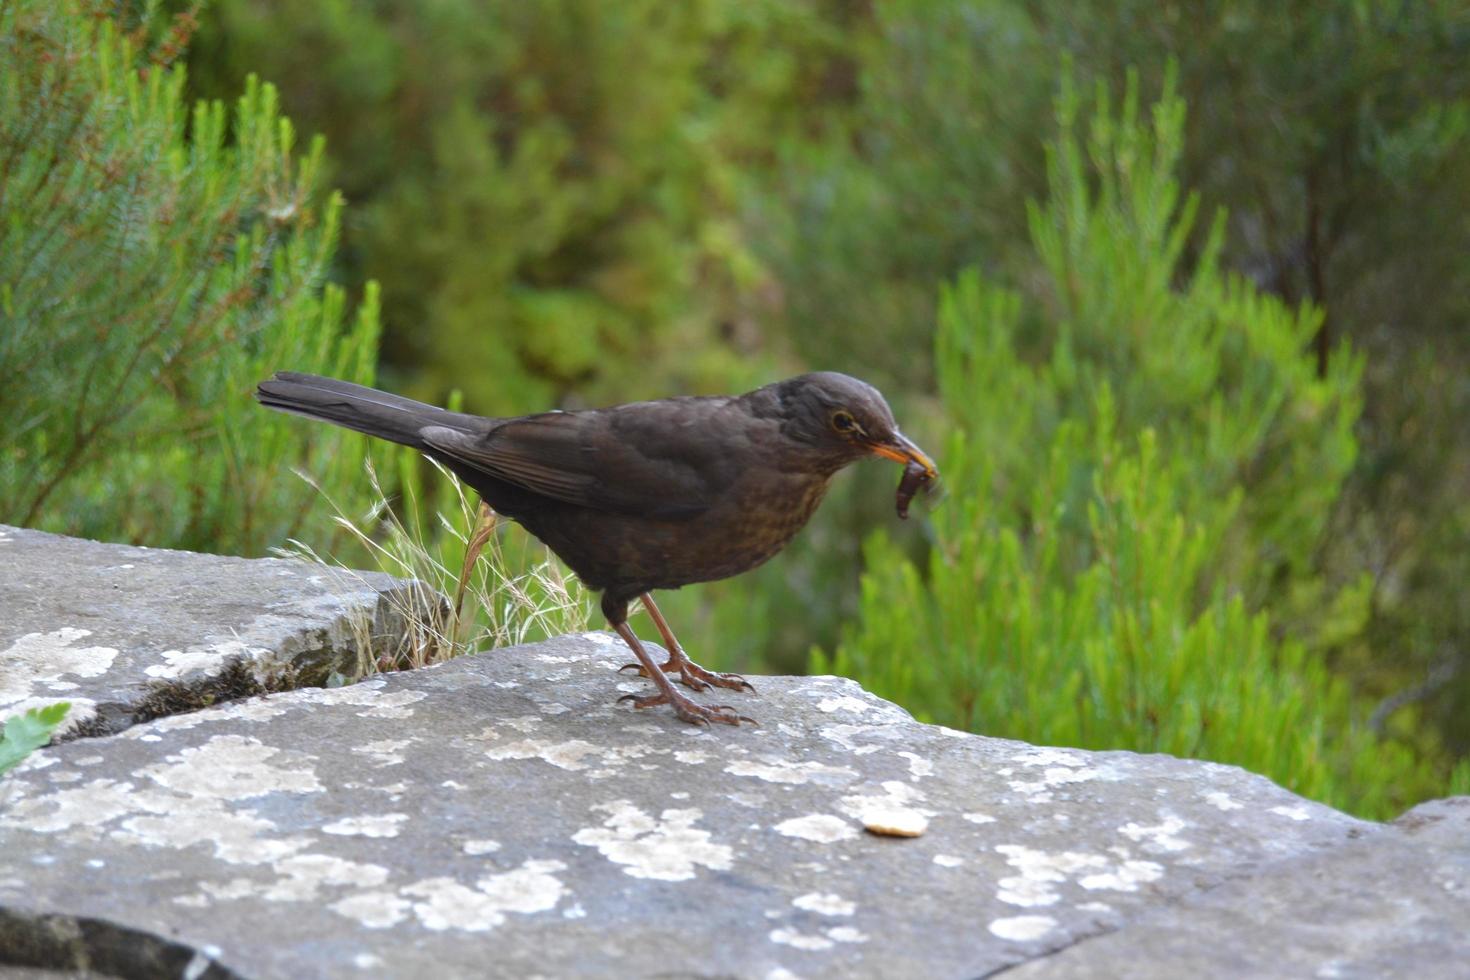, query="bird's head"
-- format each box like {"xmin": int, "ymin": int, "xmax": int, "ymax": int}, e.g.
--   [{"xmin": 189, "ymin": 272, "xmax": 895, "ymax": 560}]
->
[{"xmin": 771, "ymin": 372, "xmax": 938, "ymax": 479}]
